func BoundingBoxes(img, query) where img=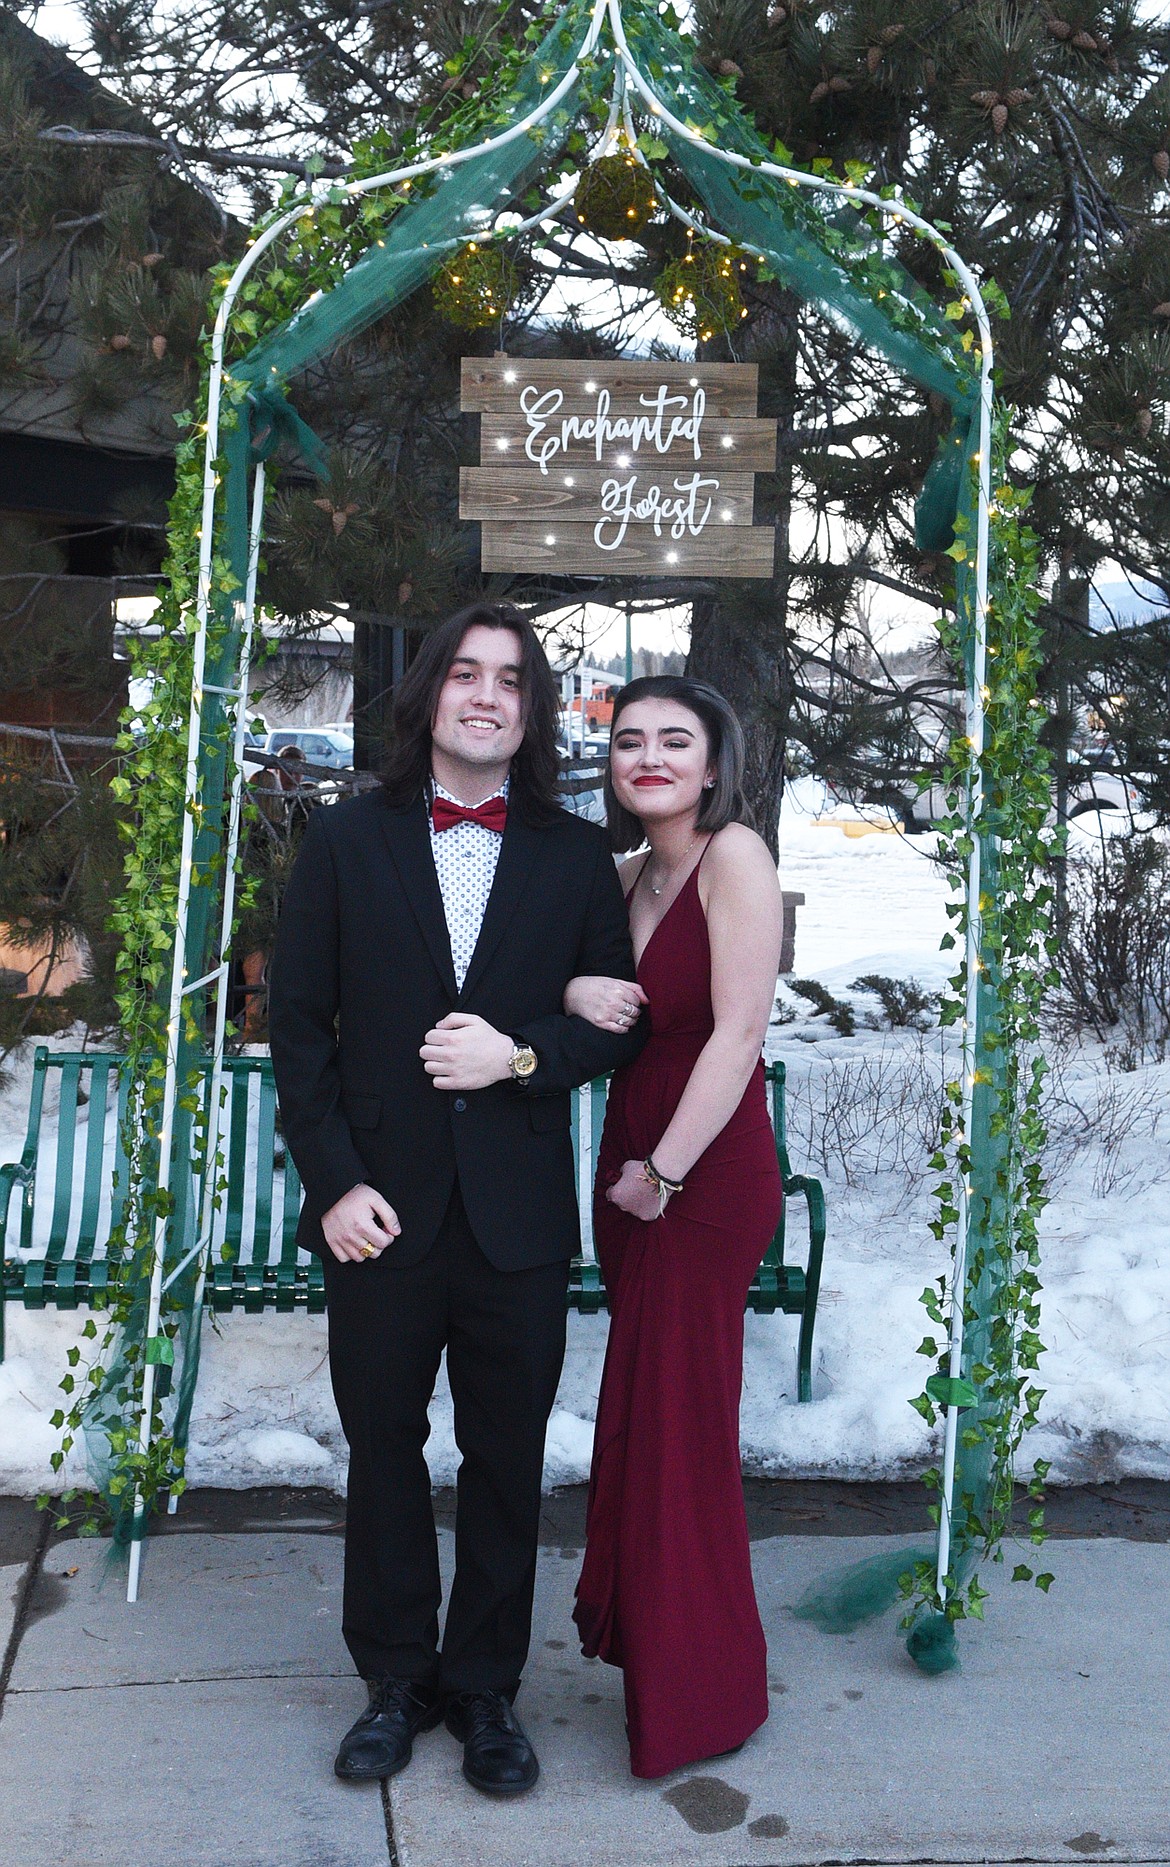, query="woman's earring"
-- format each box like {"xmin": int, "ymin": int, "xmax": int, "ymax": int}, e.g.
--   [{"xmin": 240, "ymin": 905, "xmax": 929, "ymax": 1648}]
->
[{"xmin": 705, "ymin": 778, "xmax": 716, "ymax": 789}]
